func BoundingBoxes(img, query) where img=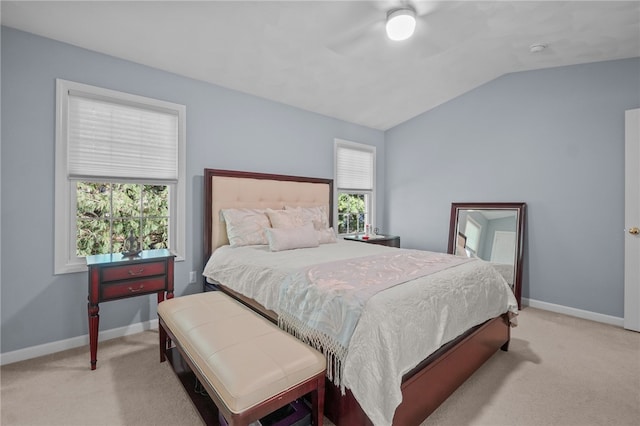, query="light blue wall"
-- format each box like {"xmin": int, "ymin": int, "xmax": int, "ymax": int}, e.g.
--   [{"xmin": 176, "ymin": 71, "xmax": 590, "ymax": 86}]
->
[
  {"xmin": 385, "ymin": 57, "xmax": 640, "ymax": 318},
  {"xmin": 481, "ymin": 216, "xmax": 517, "ymax": 261},
  {"xmin": 0, "ymin": 27, "xmax": 384, "ymax": 354},
  {"xmin": 2, "ymin": 24, "xmax": 638, "ymax": 357}
]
